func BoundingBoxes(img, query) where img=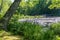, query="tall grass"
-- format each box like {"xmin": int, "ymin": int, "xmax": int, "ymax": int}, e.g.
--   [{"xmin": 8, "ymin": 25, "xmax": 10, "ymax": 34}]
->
[
  {"xmin": 7, "ymin": 21, "xmax": 56, "ymax": 40},
  {"xmin": 7, "ymin": 15, "xmax": 60, "ymax": 40},
  {"xmin": 51, "ymin": 23, "xmax": 60, "ymax": 36}
]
